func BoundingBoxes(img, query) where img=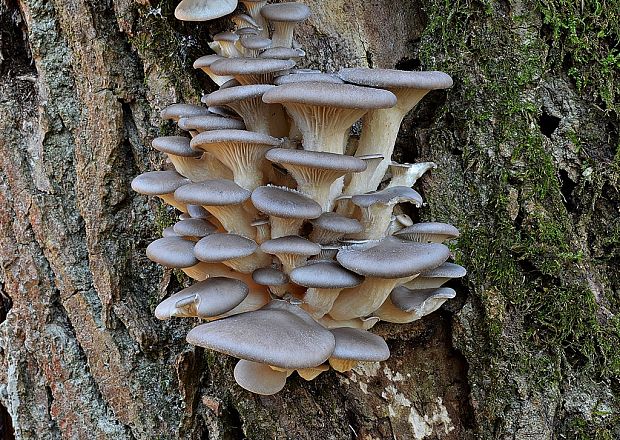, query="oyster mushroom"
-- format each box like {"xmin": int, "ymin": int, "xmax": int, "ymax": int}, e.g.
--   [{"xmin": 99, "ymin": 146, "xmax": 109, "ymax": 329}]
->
[
  {"xmin": 131, "ymin": 170, "xmax": 189, "ymax": 212},
  {"xmin": 175, "ymin": 0, "xmax": 237, "ymax": 21},
  {"xmin": 328, "ymin": 327, "xmax": 389, "ymax": 372},
  {"xmin": 194, "ymin": 233, "xmax": 271, "ymax": 273},
  {"xmin": 260, "ymin": 2, "xmax": 311, "ymax": 48},
  {"xmin": 210, "ymin": 57, "xmax": 295, "ymax": 85},
  {"xmin": 193, "ymin": 54, "xmax": 234, "ymax": 86},
  {"xmin": 394, "ymin": 222, "xmax": 460, "ymax": 243},
  {"xmin": 260, "ymin": 235, "xmax": 321, "ymax": 273},
  {"xmin": 374, "ymin": 286, "xmax": 456, "ymax": 324}
]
